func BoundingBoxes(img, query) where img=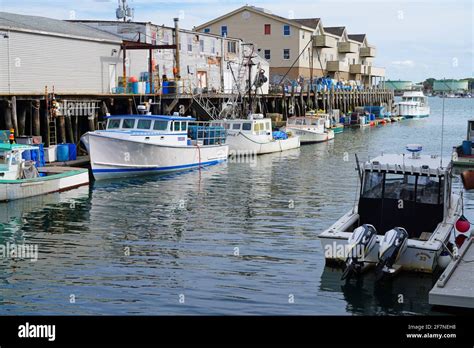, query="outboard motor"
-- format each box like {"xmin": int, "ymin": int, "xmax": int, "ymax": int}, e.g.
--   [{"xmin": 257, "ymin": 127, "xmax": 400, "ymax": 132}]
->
[
  {"xmin": 375, "ymin": 227, "xmax": 409, "ymax": 280},
  {"xmin": 341, "ymin": 224, "xmax": 377, "ymax": 280}
]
